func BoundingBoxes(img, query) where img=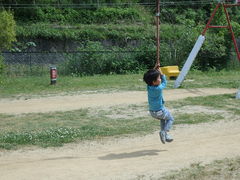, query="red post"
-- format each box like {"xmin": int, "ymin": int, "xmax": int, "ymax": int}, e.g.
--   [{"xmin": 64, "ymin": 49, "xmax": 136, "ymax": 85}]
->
[
  {"xmin": 201, "ymin": 3, "xmax": 240, "ymax": 62},
  {"xmin": 223, "ymin": 4, "xmax": 240, "ymax": 61},
  {"xmin": 224, "ymin": 3, "xmax": 240, "ymax": 8},
  {"xmin": 208, "ymin": 25, "xmax": 228, "ymax": 28},
  {"xmin": 202, "ymin": 3, "xmax": 221, "ymax": 36},
  {"xmin": 50, "ymin": 66, "xmax": 57, "ymax": 85}
]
